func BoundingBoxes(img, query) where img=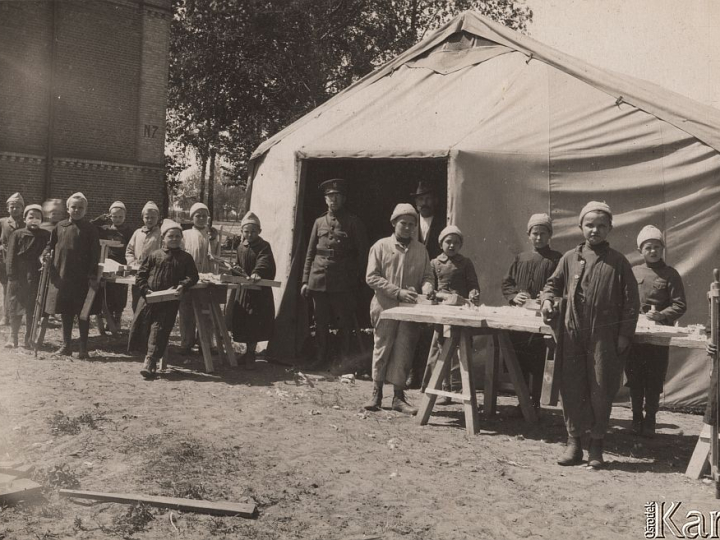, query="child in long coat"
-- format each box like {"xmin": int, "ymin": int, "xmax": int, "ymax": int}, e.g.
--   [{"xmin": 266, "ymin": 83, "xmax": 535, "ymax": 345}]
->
[
  {"xmin": 541, "ymin": 201, "xmax": 639, "ymax": 469},
  {"xmin": 4, "ymin": 205, "xmax": 50, "ymax": 349},
  {"xmin": 44, "ymin": 193, "xmax": 100, "ymax": 359},
  {"xmin": 0, "ymin": 192, "xmax": 25, "ymax": 326},
  {"xmin": 129, "ymin": 219, "xmax": 198, "ymax": 378},
  {"xmin": 229, "ymin": 212, "xmax": 276, "ymax": 369}
]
